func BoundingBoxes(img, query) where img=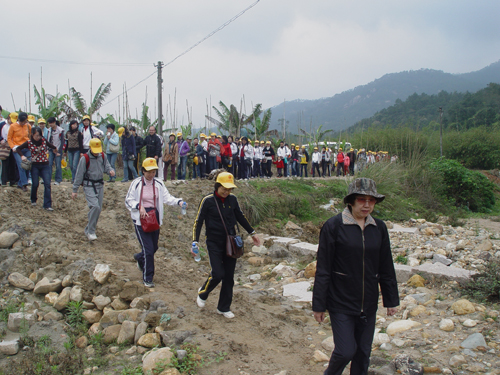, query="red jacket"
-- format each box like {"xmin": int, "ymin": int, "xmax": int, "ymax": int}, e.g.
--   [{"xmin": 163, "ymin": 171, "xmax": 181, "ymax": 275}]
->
[
  {"xmin": 221, "ymin": 143, "xmax": 232, "ymax": 157},
  {"xmin": 337, "ymin": 152, "xmax": 344, "ymax": 163}
]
